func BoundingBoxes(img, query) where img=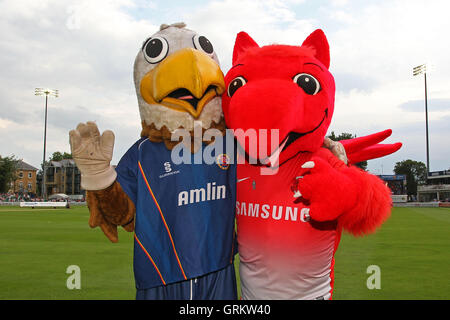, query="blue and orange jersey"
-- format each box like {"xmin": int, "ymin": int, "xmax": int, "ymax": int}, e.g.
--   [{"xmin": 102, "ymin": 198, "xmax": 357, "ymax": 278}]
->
[{"xmin": 116, "ymin": 134, "xmax": 237, "ymax": 289}]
